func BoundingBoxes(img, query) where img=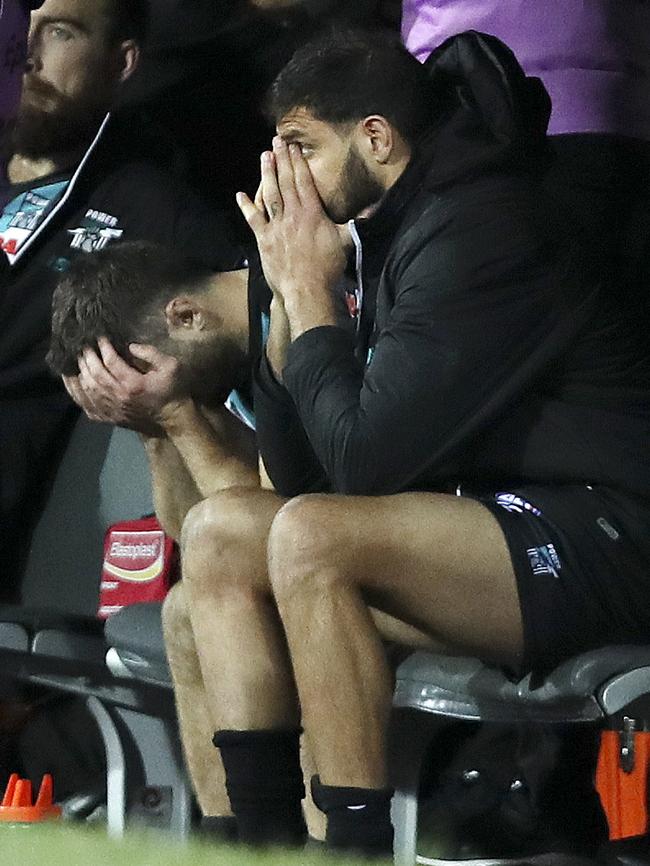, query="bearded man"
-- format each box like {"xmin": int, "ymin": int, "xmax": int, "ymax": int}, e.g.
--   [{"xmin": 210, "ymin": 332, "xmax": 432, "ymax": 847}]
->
[{"xmin": 0, "ymin": 0, "xmax": 243, "ymax": 601}]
